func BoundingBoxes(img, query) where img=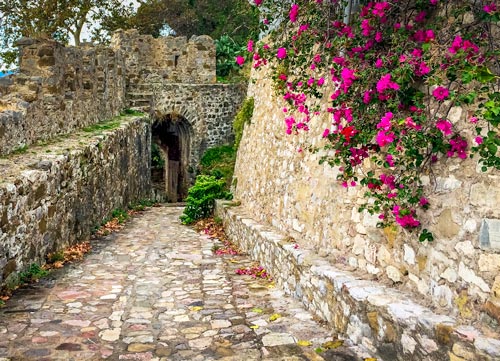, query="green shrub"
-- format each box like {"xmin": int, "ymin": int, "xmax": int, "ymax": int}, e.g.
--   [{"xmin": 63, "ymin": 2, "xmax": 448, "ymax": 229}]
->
[
  {"xmin": 151, "ymin": 142, "xmax": 165, "ymax": 168},
  {"xmin": 233, "ymin": 97, "xmax": 254, "ymax": 149},
  {"xmin": 180, "ymin": 175, "xmax": 232, "ymax": 224},
  {"xmin": 19, "ymin": 263, "xmax": 48, "ymax": 283},
  {"xmin": 215, "ymin": 35, "xmax": 245, "ymax": 78},
  {"xmin": 200, "ymin": 145, "xmax": 236, "ymax": 187}
]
